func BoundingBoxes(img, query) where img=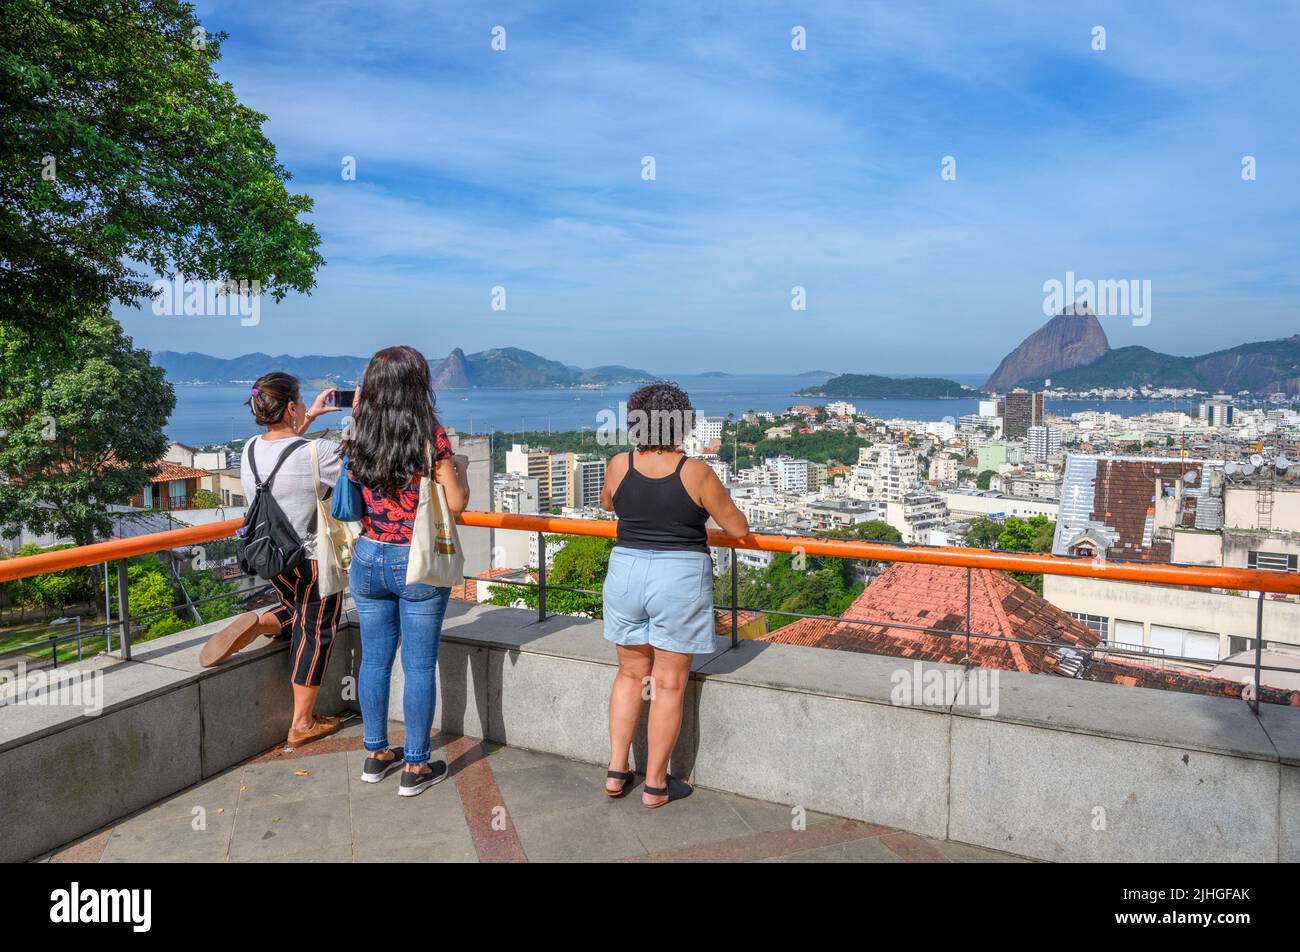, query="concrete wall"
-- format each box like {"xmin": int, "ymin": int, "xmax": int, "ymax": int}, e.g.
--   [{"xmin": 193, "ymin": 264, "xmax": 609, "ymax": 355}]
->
[{"xmin": 4, "ymin": 601, "xmax": 1298, "ymax": 862}]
